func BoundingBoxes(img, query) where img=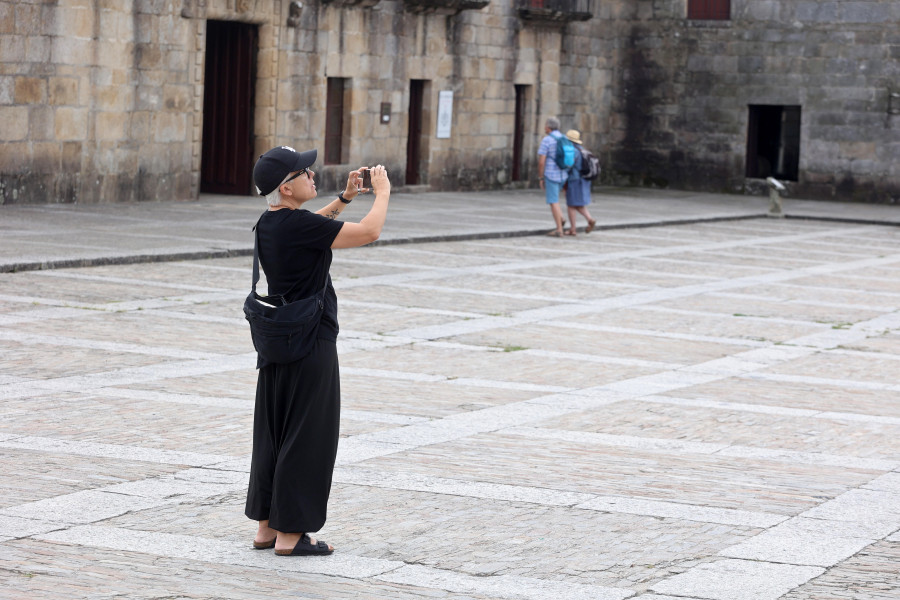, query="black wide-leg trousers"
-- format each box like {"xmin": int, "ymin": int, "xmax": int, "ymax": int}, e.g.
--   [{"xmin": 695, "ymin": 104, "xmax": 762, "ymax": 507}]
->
[{"xmin": 245, "ymin": 338, "xmax": 340, "ymax": 533}]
